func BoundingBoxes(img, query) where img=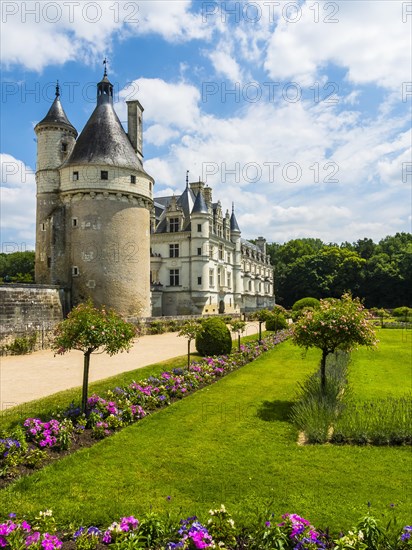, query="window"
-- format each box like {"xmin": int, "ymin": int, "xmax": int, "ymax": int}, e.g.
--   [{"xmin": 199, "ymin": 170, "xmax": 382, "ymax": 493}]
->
[
  {"xmin": 217, "ymin": 268, "xmax": 221, "ymax": 287},
  {"xmin": 169, "ymin": 217, "xmax": 179, "ymax": 233},
  {"xmin": 40, "ymin": 223, "xmax": 46, "ymax": 231},
  {"xmin": 248, "ymin": 280, "xmax": 252, "ymax": 291},
  {"xmin": 209, "ymin": 245, "xmax": 214, "ymax": 259},
  {"xmin": 47, "ymin": 257, "xmax": 51, "ymax": 268},
  {"xmin": 197, "ymin": 276, "xmax": 202, "ymax": 285},
  {"xmin": 72, "ymin": 218, "xmax": 78, "ymax": 227},
  {"xmin": 61, "ymin": 143, "xmax": 67, "ymax": 152},
  {"xmin": 227, "ymin": 253, "xmax": 231, "ymax": 264},
  {"xmin": 130, "ymin": 175, "xmax": 136, "ymax": 184},
  {"xmin": 197, "ymin": 223, "xmax": 202, "ymax": 232},
  {"xmin": 169, "ymin": 243, "xmax": 179, "ymax": 258},
  {"xmin": 72, "ymin": 266, "xmax": 79, "ymax": 277},
  {"xmin": 101, "ymin": 170, "xmax": 108, "ymax": 180},
  {"xmin": 209, "ymin": 269, "xmax": 214, "ymax": 288},
  {"xmin": 197, "ymin": 247, "xmax": 202, "ymax": 256},
  {"xmin": 169, "ymin": 269, "xmax": 180, "ymax": 286},
  {"xmin": 219, "ymin": 244, "xmax": 224, "ymax": 260},
  {"xmin": 227, "ymin": 272, "xmax": 231, "ymax": 288},
  {"xmin": 73, "ymin": 171, "xmax": 79, "ymax": 181}
]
